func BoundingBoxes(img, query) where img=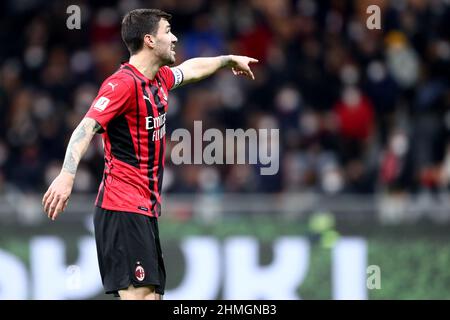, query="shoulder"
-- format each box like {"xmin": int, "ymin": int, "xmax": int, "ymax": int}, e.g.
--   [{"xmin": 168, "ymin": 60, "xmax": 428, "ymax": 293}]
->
[
  {"xmin": 98, "ymin": 71, "xmax": 138, "ymax": 97},
  {"xmin": 157, "ymin": 66, "xmax": 173, "ymax": 83},
  {"xmin": 158, "ymin": 65, "xmax": 172, "ymax": 74},
  {"xmin": 157, "ymin": 66, "xmax": 181, "ymax": 90},
  {"xmin": 104, "ymin": 72, "xmax": 136, "ymax": 90}
]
